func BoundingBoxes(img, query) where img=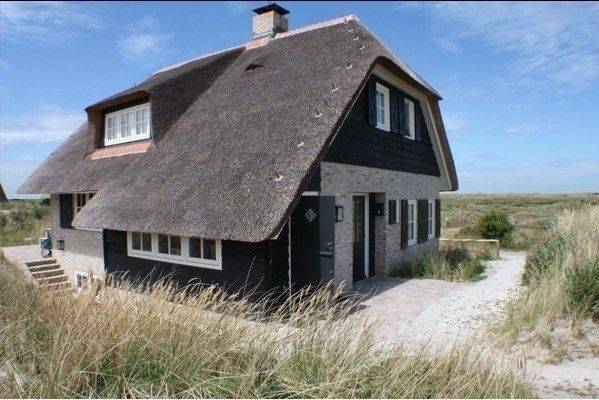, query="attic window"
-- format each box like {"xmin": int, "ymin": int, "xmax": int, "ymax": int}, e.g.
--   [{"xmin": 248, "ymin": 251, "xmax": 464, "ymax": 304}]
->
[
  {"xmin": 104, "ymin": 103, "xmax": 150, "ymax": 146},
  {"xmin": 245, "ymin": 63, "xmax": 264, "ymax": 72}
]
